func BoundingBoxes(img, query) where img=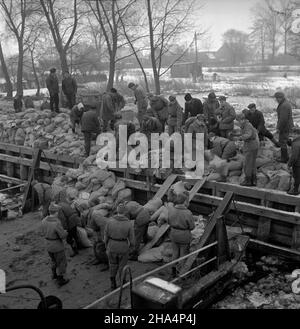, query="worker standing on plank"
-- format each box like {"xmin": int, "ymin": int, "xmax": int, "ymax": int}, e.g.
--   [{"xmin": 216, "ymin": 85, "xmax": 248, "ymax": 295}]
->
[
  {"xmin": 62, "ymin": 71, "xmax": 77, "ymax": 109},
  {"xmin": 70, "ymin": 102, "xmax": 85, "ymax": 133},
  {"xmin": 41, "ymin": 203, "xmax": 70, "ymax": 287},
  {"xmin": 208, "ymin": 132, "xmax": 237, "ymax": 160},
  {"xmin": 287, "ymin": 137, "xmax": 300, "ymax": 195},
  {"xmin": 167, "ymin": 95, "xmax": 183, "ymax": 135},
  {"xmin": 46, "ymin": 68, "xmax": 60, "ymax": 113},
  {"xmin": 244, "ymin": 104, "xmax": 280, "ymax": 147},
  {"xmin": 235, "ymin": 113, "xmax": 259, "ymax": 187},
  {"xmin": 147, "ymin": 94, "xmax": 169, "ymax": 131},
  {"xmin": 104, "ymin": 203, "xmax": 135, "ymax": 291},
  {"xmin": 168, "ymin": 191, "xmax": 195, "ymax": 278},
  {"xmin": 128, "ymin": 82, "xmax": 148, "ymax": 125},
  {"xmin": 183, "ymin": 93, "xmax": 203, "ymax": 124},
  {"xmin": 274, "ymin": 92, "xmax": 294, "ymax": 163},
  {"xmin": 81, "ymin": 108, "xmax": 101, "ymax": 158},
  {"xmin": 31, "ymin": 180, "xmax": 53, "ymax": 219},
  {"xmin": 203, "ymin": 92, "xmax": 220, "ymax": 128},
  {"xmin": 215, "ymin": 96, "xmax": 236, "ymax": 138},
  {"xmin": 57, "ymin": 198, "xmax": 82, "ymax": 257}
]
